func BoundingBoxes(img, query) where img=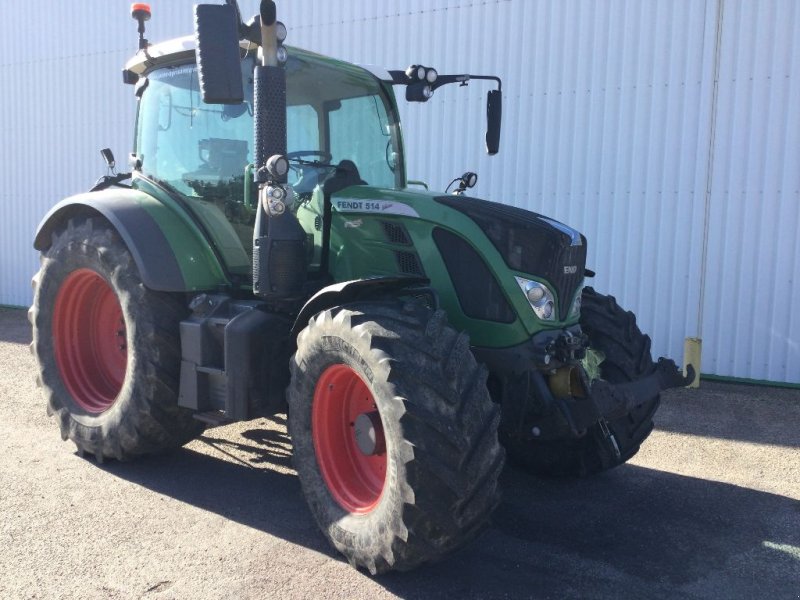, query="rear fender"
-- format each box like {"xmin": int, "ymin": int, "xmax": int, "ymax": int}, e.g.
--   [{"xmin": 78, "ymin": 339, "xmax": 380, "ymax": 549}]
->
[{"xmin": 34, "ymin": 190, "xmax": 229, "ymax": 292}]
